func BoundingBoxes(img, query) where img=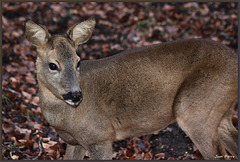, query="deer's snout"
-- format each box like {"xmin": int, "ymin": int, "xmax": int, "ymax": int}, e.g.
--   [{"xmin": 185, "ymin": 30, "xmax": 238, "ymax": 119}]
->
[{"xmin": 62, "ymin": 91, "xmax": 82, "ymax": 107}]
